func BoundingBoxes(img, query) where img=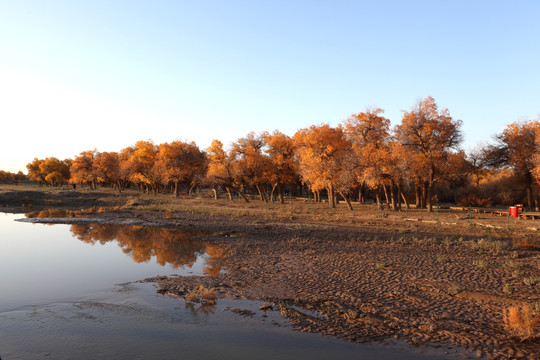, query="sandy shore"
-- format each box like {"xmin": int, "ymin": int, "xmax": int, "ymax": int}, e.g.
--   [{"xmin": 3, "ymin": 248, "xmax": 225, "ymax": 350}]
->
[{"xmin": 12, "ymin": 206, "xmax": 539, "ymax": 360}]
